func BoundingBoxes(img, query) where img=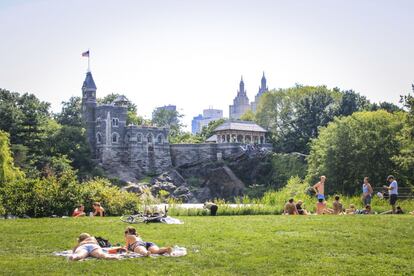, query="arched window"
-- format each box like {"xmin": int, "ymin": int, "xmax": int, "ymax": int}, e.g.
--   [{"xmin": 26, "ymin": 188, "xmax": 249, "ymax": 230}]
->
[
  {"xmin": 112, "ymin": 133, "xmax": 119, "ymax": 143},
  {"xmin": 137, "ymin": 133, "xmax": 143, "ymax": 143},
  {"xmin": 112, "ymin": 118, "xmax": 119, "ymax": 127},
  {"xmin": 237, "ymin": 135, "xmax": 243, "ymax": 143},
  {"xmin": 260, "ymin": 136, "xmax": 264, "ymax": 144},
  {"xmin": 96, "ymin": 132, "xmax": 102, "ymax": 144},
  {"xmin": 125, "ymin": 134, "xmax": 130, "ymax": 143},
  {"xmin": 221, "ymin": 135, "xmax": 226, "ymax": 143},
  {"xmin": 147, "ymin": 133, "xmax": 153, "ymax": 143},
  {"xmin": 96, "ymin": 117, "xmax": 101, "ymax": 127},
  {"xmin": 157, "ymin": 134, "xmax": 163, "ymax": 144}
]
